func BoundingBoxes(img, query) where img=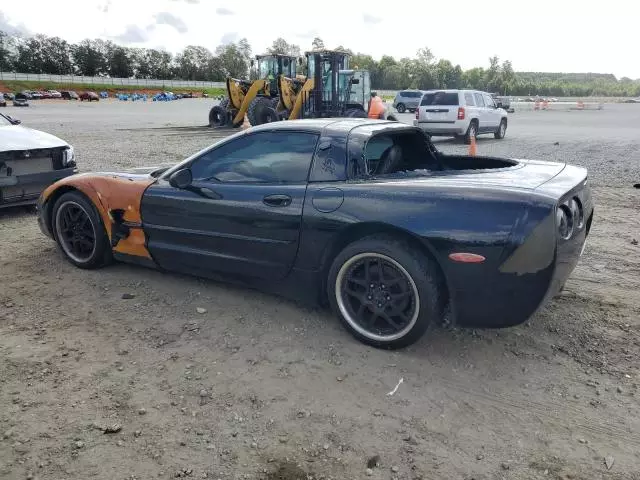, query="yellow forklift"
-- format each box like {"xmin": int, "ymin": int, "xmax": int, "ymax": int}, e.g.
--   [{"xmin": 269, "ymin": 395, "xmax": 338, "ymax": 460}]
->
[{"xmin": 208, "ymin": 54, "xmax": 300, "ymax": 128}]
